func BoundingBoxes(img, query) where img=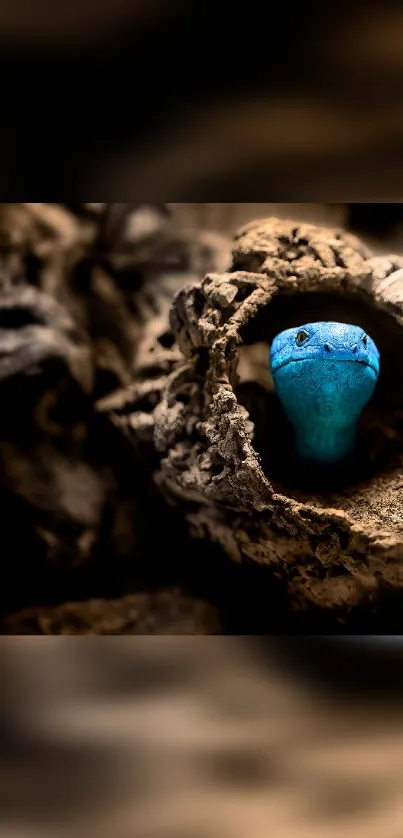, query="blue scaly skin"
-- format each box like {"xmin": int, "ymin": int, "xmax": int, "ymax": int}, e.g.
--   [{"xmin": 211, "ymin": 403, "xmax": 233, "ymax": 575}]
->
[{"xmin": 269, "ymin": 322, "xmax": 380, "ymax": 465}]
